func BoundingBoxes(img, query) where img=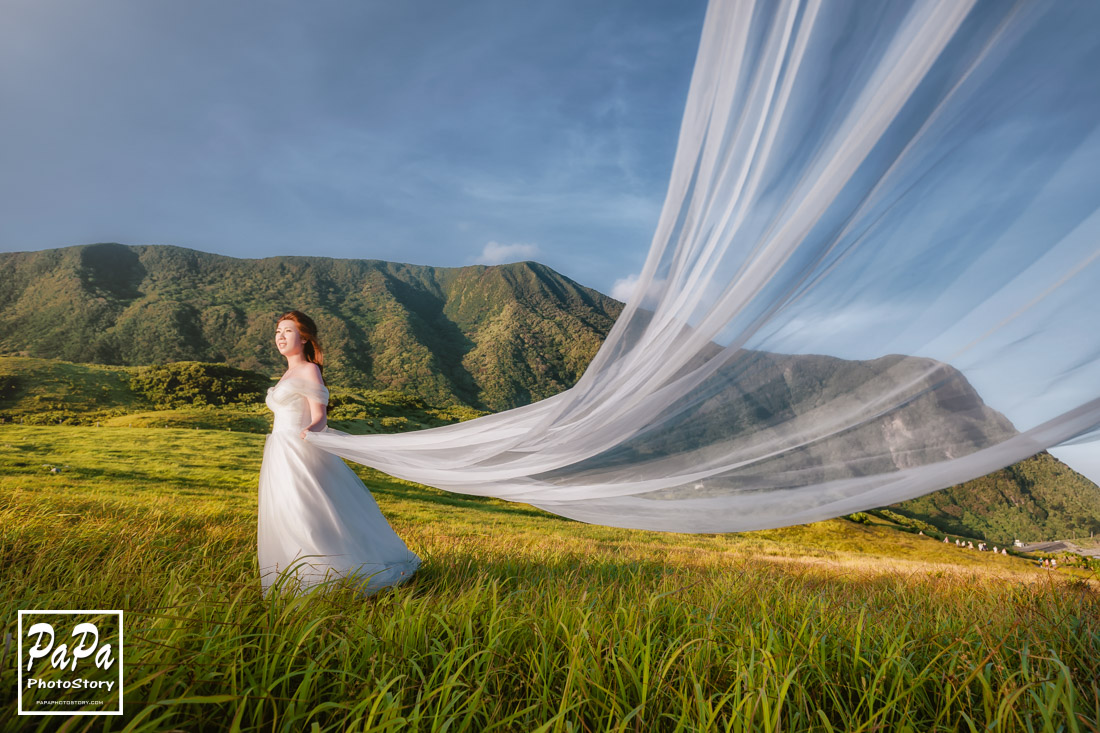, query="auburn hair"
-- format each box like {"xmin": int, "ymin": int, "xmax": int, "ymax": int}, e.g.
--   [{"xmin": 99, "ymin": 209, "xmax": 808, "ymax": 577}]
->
[{"xmin": 277, "ymin": 310, "xmax": 324, "ymax": 374}]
